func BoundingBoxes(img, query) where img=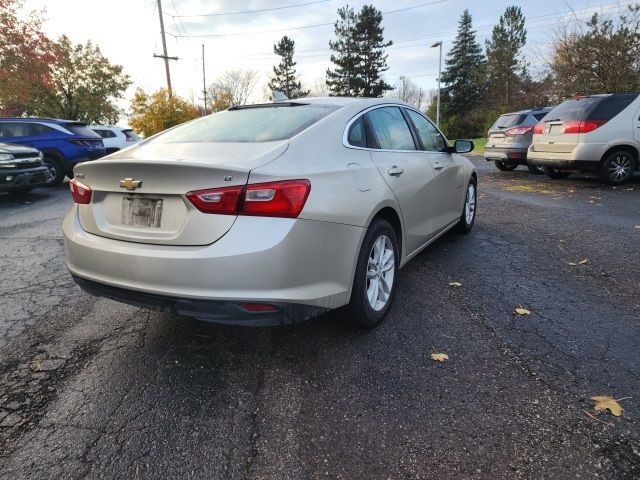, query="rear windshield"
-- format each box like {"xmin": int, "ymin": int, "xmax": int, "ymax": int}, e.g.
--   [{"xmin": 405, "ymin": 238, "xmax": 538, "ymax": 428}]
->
[
  {"xmin": 151, "ymin": 104, "xmax": 339, "ymax": 143},
  {"xmin": 544, "ymin": 97, "xmax": 604, "ymax": 122},
  {"xmin": 66, "ymin": 124, "xmax": 101, "ymax": 138},
  {"xmin": 491, "ymin": 114, "xmax": 526, "ymax": 129},
  {"xmin": 122, "ymin": 129, "xmax": 140, "ymax": 141}
]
